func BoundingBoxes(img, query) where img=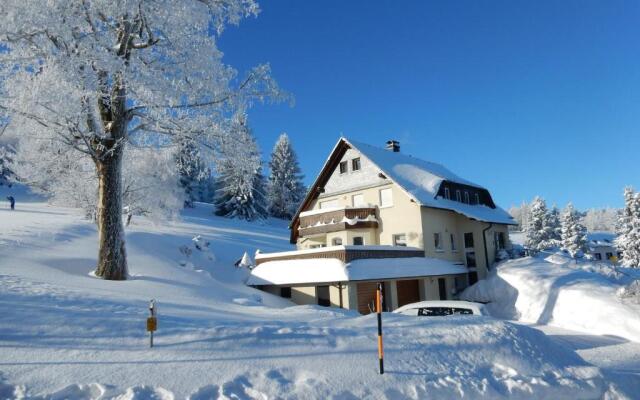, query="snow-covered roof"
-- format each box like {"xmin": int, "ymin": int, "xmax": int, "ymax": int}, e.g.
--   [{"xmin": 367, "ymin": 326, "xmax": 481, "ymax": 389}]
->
[
  {"xmin": 247, "ymin": 256, "xmax": 468, "ymax": 286},
  {"xmin": 587, "ymin": 232, "xmax": 617, "ymax": 248},
  {"xmin": 344, "ymin": 139, "xmax": 516, "ymax": 225}
]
